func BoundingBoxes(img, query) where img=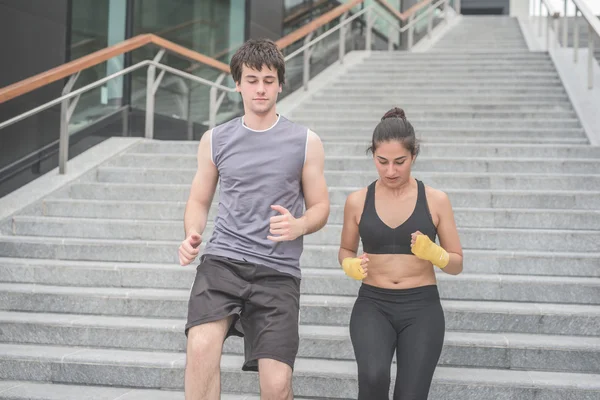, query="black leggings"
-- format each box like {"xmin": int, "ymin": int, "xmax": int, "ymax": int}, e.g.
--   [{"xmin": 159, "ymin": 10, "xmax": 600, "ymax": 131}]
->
[{"xmin": 349, "ymin": 283, "xmax": 445, "ymax": 400}]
